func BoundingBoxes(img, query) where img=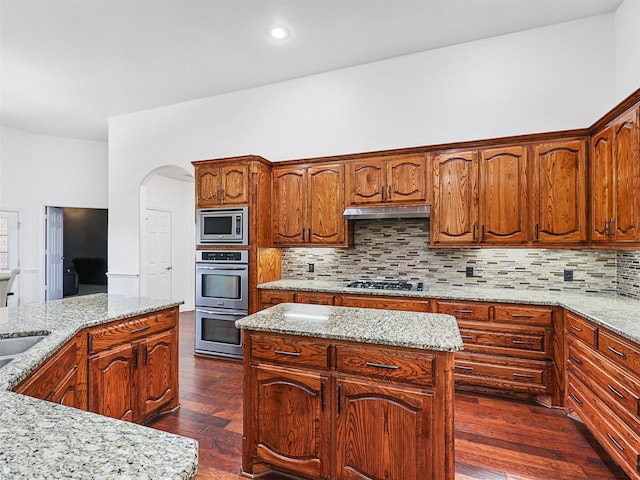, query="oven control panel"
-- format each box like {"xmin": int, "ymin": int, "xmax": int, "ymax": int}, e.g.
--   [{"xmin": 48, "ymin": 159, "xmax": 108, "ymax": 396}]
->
[{"xmin": 197, "ymin": 250, "xmax": 248, "ymax": 263}]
